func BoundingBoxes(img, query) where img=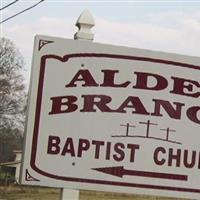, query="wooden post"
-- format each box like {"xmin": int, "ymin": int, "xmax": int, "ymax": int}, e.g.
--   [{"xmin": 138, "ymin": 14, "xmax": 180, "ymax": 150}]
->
[{"xmin": 60, "ymin": 9, "xmax": 95, "ymax": 200}]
